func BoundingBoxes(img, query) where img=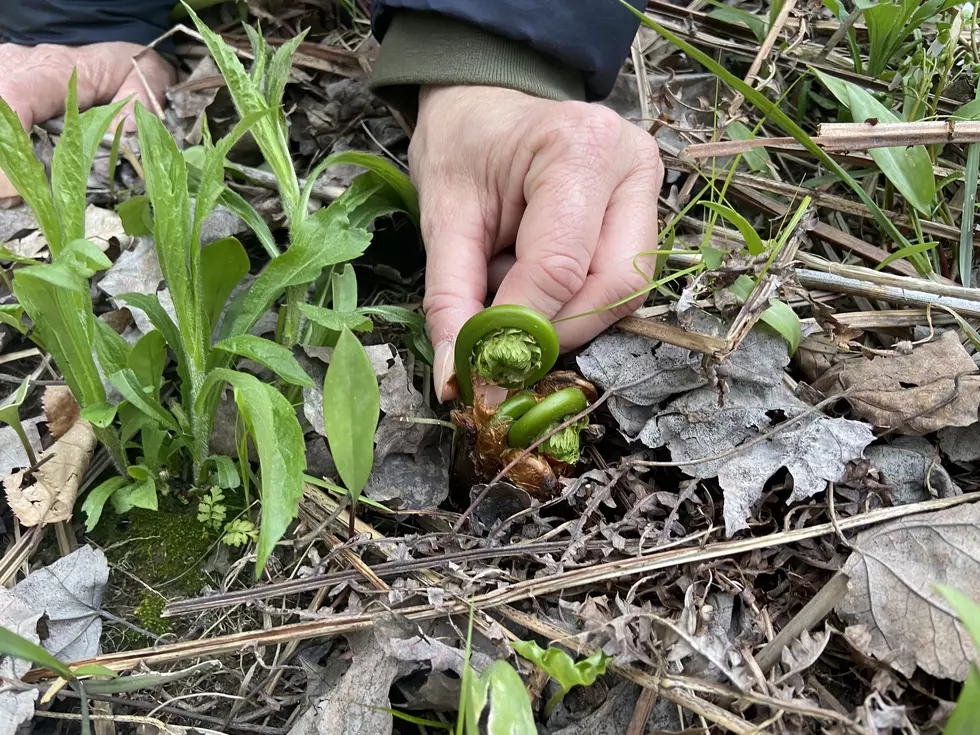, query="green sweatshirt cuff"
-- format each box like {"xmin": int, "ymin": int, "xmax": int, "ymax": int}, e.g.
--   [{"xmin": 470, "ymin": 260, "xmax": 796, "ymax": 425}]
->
[{"xmin": 369, "ymin": 11, "xmax": 586, "ymax": 121}]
